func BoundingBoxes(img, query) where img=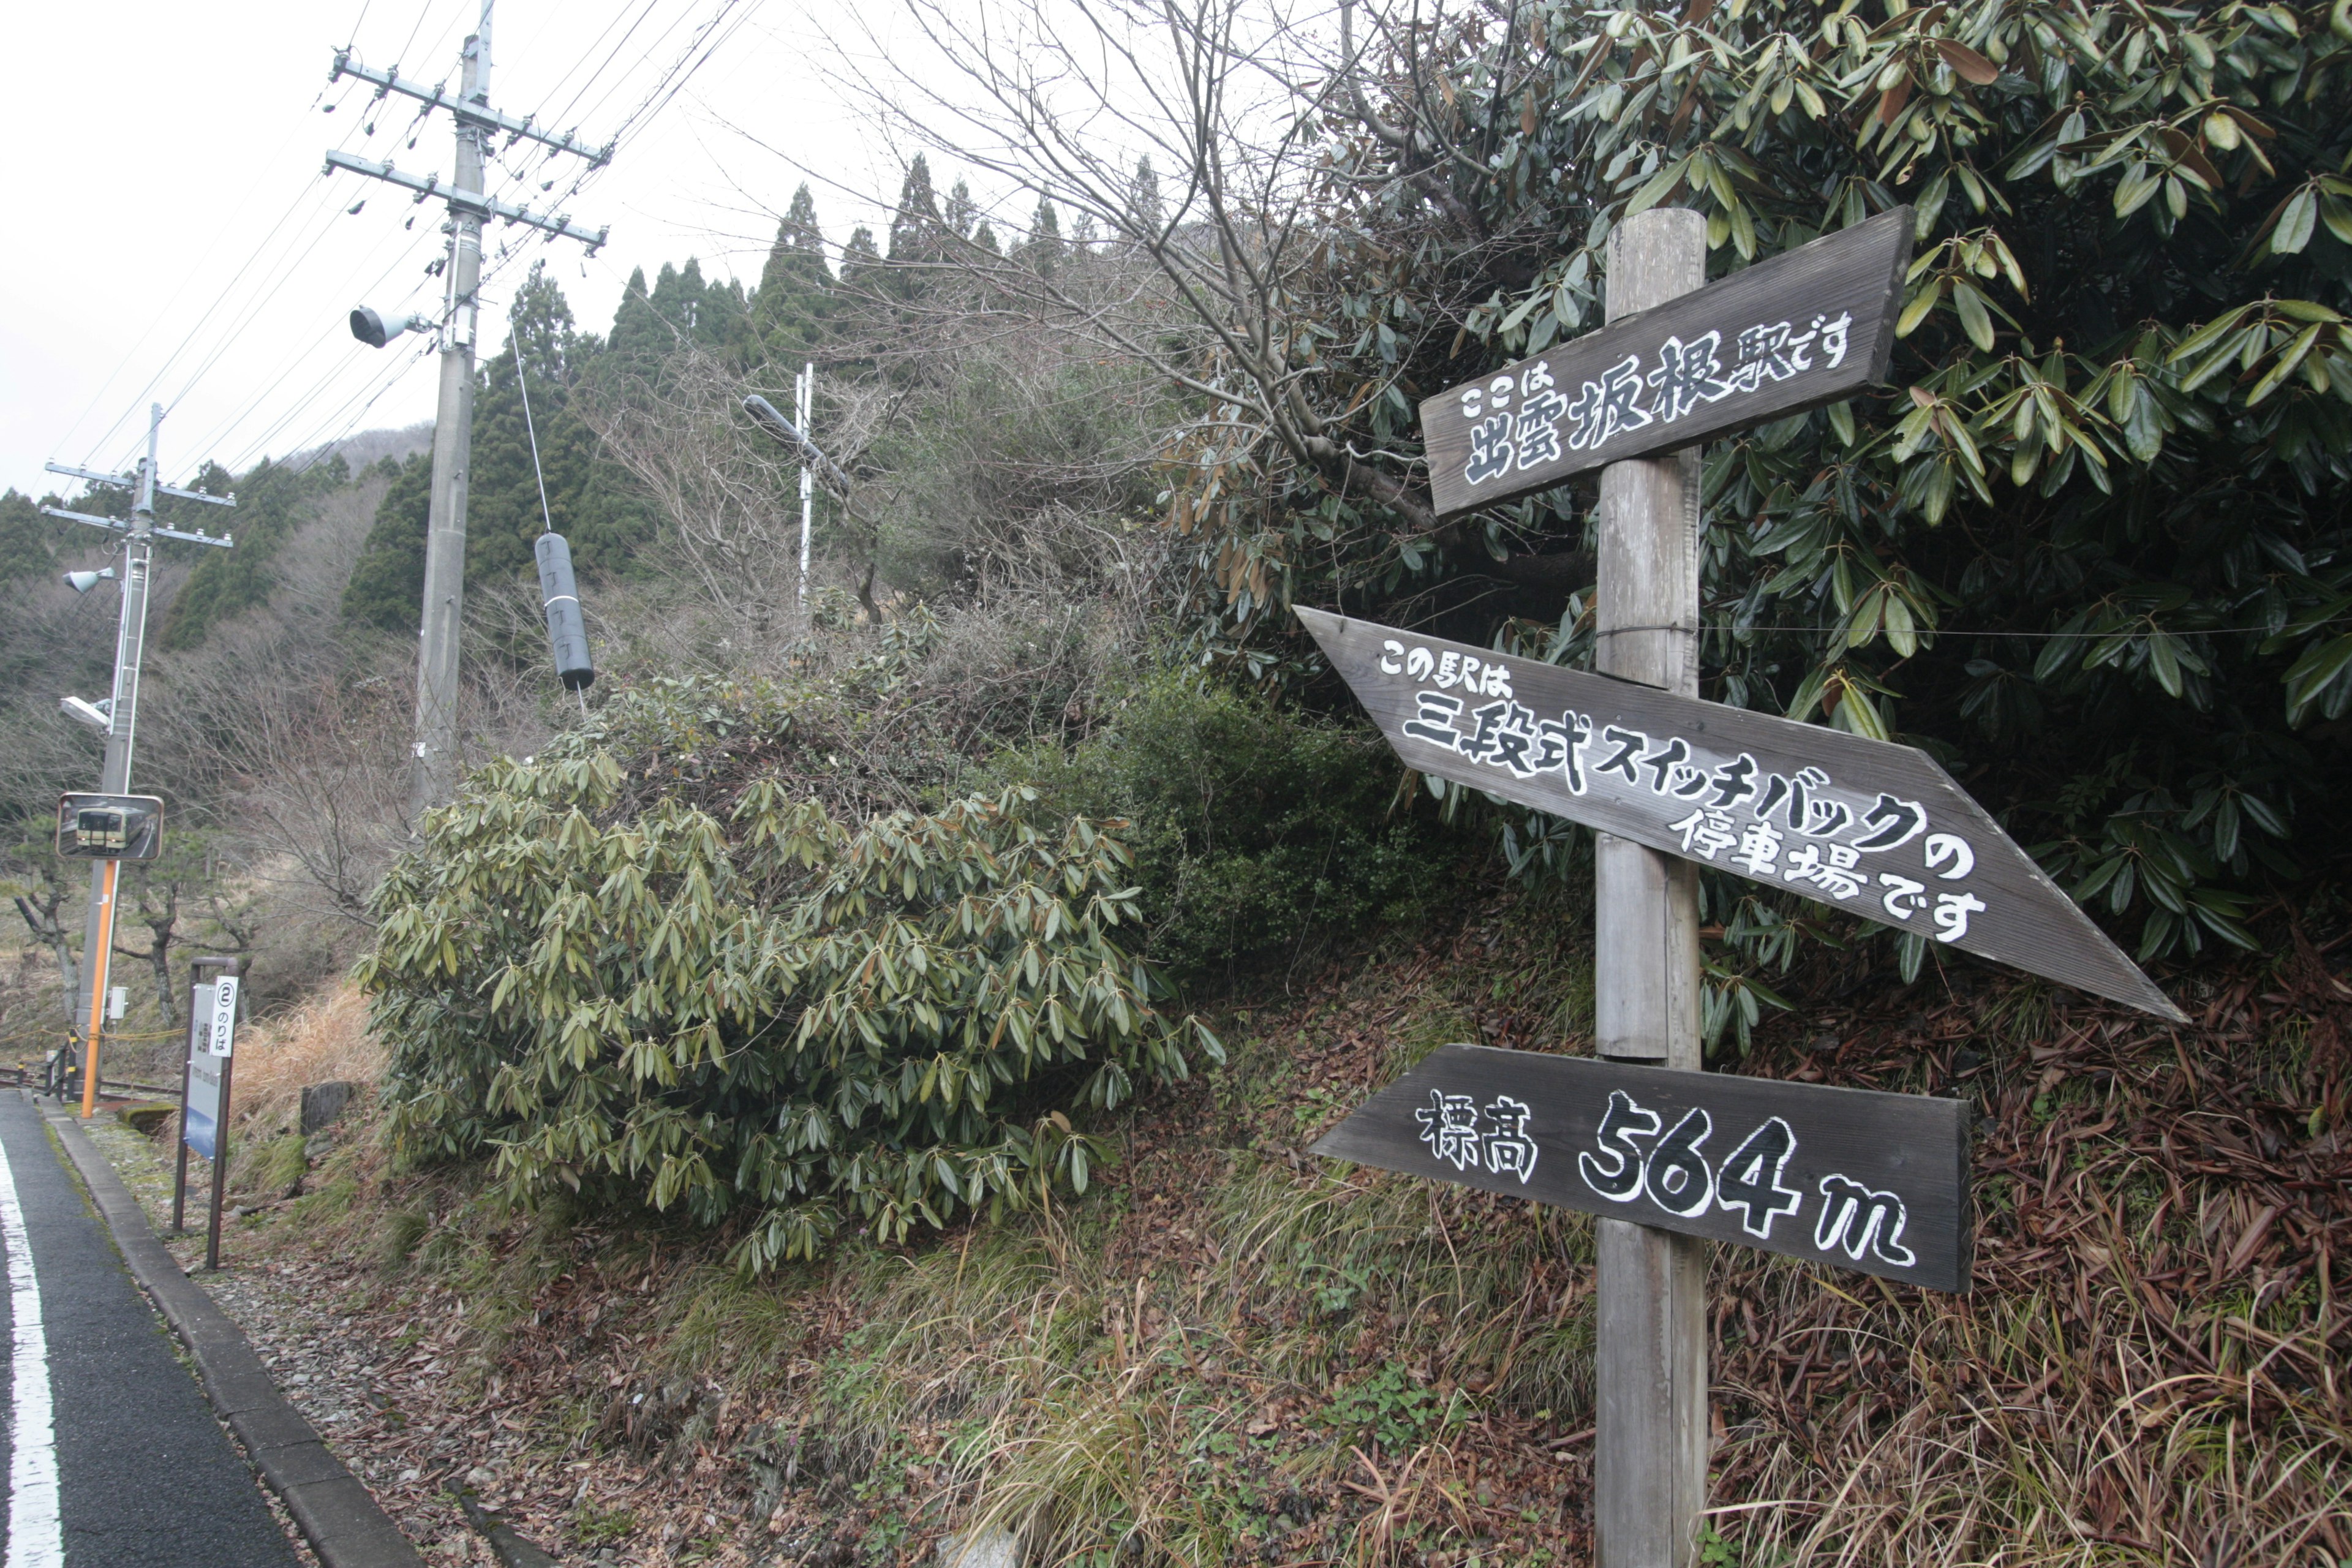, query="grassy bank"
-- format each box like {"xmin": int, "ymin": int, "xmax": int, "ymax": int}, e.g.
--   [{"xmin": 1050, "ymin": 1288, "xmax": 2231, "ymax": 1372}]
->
[{"xmin": 100, "ymin": 892, "xmax": 2352, "ymax": 1567}]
